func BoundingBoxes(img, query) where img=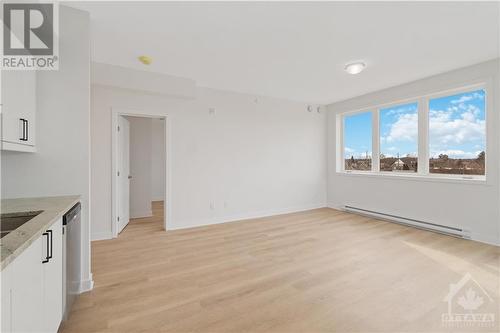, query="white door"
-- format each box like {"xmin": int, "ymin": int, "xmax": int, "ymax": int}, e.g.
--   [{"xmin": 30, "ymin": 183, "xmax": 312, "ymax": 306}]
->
[{"xmin": 117, "ymin": 116, "xmax": 131, "ymax": 234}]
